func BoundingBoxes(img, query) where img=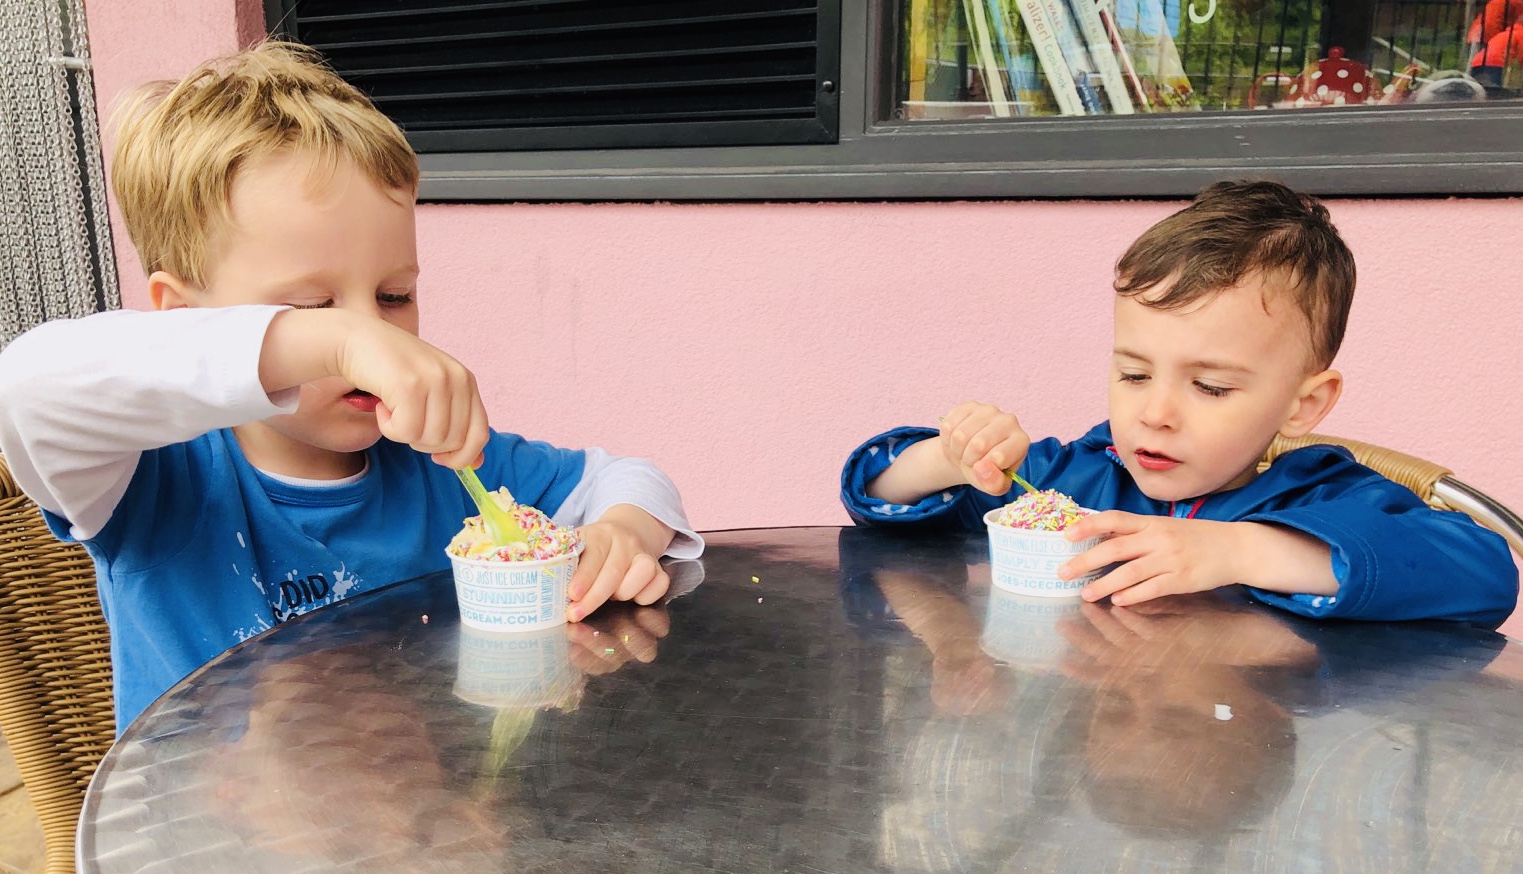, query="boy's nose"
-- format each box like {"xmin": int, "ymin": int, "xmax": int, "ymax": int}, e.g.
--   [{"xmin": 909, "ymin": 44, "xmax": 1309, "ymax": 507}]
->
[{"xmin": 1139, "ymin": 387, "xmax": 1178, "ymax": 429}]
